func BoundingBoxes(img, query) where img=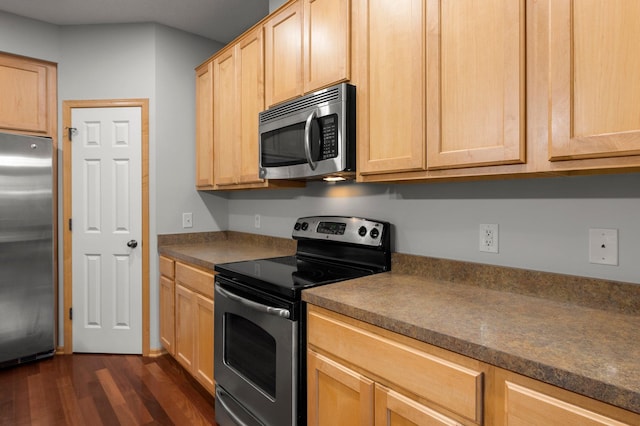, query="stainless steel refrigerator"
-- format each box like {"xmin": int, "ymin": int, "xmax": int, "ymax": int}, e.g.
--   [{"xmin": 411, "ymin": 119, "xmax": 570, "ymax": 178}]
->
[{"xmin": 0, "ymin": 131, "xmax": 54, "ymax": 367}]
